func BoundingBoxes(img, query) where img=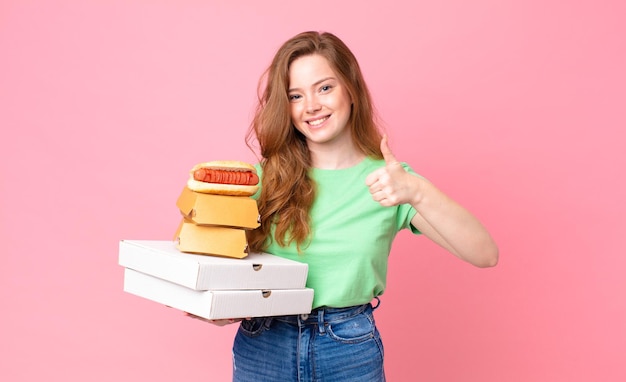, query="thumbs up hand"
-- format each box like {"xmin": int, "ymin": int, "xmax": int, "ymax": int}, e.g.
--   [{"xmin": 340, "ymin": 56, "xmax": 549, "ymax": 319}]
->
[{"xmin": 365, "ymin": 135, "xmax": 421, "ymax": 207}]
